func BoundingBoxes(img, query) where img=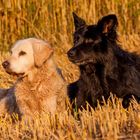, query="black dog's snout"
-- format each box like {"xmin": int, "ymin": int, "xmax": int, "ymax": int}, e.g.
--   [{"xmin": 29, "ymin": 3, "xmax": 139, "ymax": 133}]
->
[
  {"xmin": 2, "ymin": 61, "xmax": 10, "ymax": 69},
  {"xmin": 67, "ymin": 49, "xmax": 76, "ymax": 58}
]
